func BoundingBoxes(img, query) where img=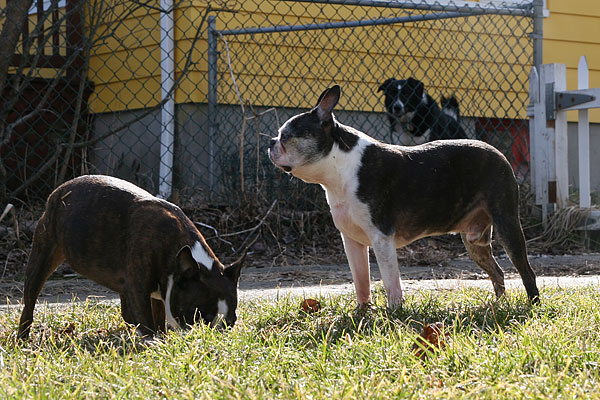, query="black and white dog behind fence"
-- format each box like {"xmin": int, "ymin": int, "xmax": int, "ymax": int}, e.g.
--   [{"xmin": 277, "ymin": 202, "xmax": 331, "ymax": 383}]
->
[{"xmin": 378, "ymin": 77, "xmax": 467, "ymax": 143}]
